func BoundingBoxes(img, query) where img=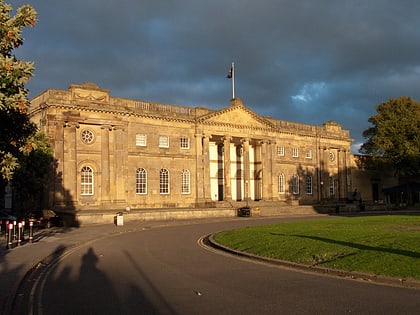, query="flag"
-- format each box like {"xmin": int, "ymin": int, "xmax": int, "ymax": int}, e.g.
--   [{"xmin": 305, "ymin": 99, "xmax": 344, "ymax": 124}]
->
[{"xmin": 227, "ymin": 65, "xmax": 233, "ymax": 78}]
